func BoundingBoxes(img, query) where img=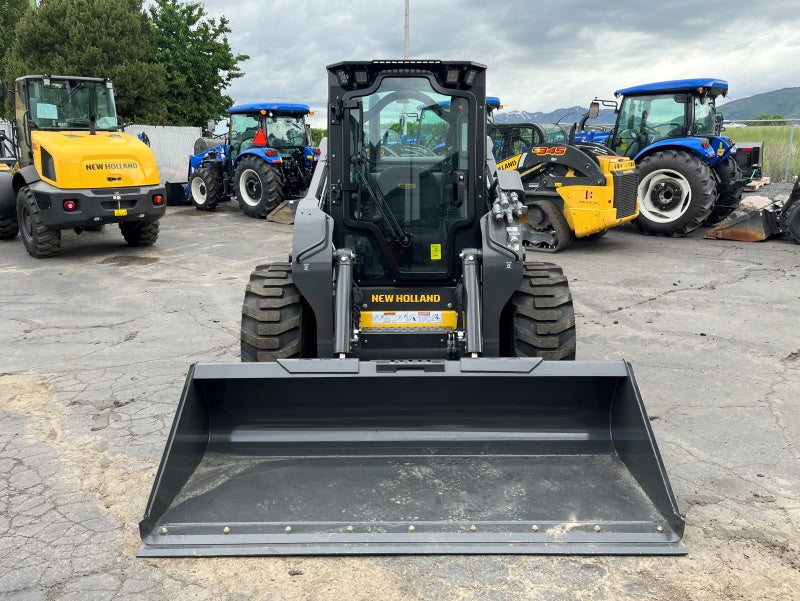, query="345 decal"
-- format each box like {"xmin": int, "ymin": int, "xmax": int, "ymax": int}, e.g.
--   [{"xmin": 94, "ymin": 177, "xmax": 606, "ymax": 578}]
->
[{"xmin": 530, "ymin": 146, "xmax": 567, "ymax": 156}]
